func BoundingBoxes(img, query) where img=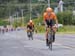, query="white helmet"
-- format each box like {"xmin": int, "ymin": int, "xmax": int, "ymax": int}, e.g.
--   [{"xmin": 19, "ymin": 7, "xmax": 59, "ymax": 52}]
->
[{"xmin": 29, "ymin": 20, "xmax": 33, "ymax": 23}]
